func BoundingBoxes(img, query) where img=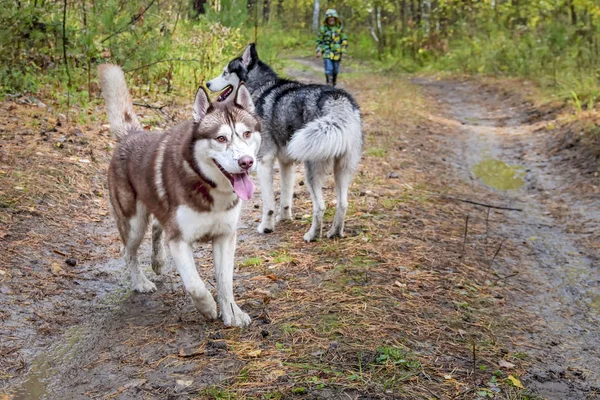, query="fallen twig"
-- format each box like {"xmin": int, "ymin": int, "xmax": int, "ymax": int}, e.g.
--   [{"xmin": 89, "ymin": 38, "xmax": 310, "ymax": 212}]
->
[
  {"xmin": 460, "ymin": 215, "xmax": 469, "ymax": 259},
  {"xmin": 496, "ymin": 271, "xmax": 519, "ymax": 281},
  {"xmin": 489, "ymin": 238, "xmax": 506, "ymax": 267},
  {"xmin": 442, "ymin": 196, "xmax": 523, "ymax": 212}
]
